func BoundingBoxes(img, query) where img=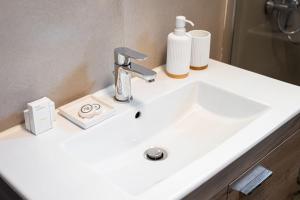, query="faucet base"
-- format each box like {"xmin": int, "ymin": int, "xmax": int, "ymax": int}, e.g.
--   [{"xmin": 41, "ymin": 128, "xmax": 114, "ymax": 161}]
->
[{"xmin": 114, "ymin": 96, "xmax": 133, "ymax": 103}]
